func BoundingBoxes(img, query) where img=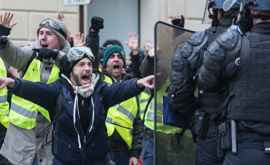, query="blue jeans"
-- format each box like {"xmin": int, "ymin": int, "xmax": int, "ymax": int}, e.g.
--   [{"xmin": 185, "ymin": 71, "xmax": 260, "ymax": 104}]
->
[{"xmin": 141, "ymin": 137, "xmax": 153, "ymax": 165}]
